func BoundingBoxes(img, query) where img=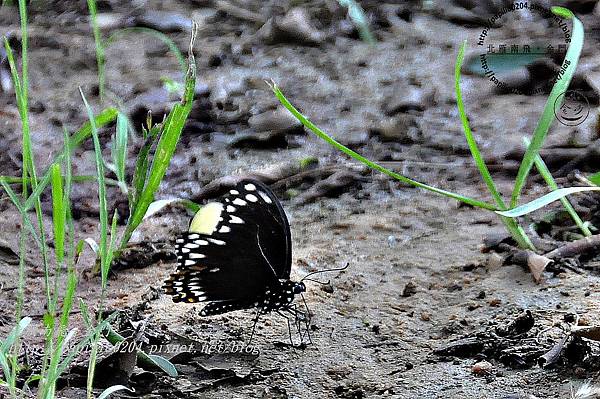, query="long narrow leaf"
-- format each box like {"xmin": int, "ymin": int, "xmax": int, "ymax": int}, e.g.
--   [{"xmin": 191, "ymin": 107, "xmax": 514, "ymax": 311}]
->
[
  {"xmin": 51, "ymin": 163, "xmax": 66, "ymax": 263},
  {"xmin": 271, "ymin": 83, "xmax": 497, "ymax": 210},
  {"xmin": 497, "ymin": 187, "xmax": 600, "ymax": 217}
]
